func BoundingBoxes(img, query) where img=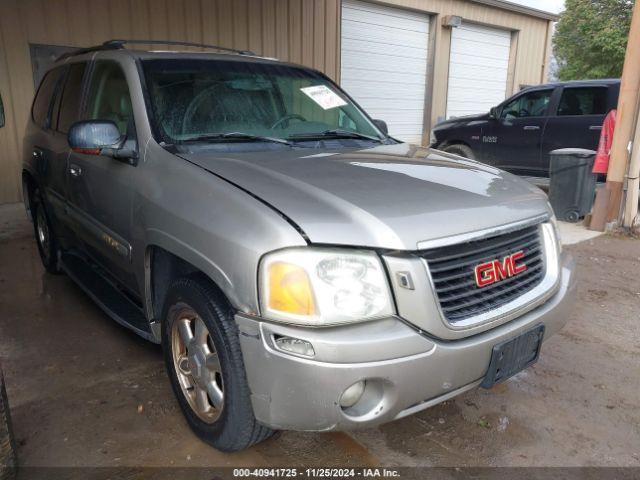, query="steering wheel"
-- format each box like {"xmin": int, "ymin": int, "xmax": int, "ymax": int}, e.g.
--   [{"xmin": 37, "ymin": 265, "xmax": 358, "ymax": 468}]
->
[
  {"xmin": 182, "ymin": 84, "xmax": 222, "ymax": 135},
  {"xmin": 518, "ymin": 108, "xmax": 531, "ymax": 118},
  {"xmin": 271, "ymin": 113, "xmax": 307, "ymax": 130}
]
